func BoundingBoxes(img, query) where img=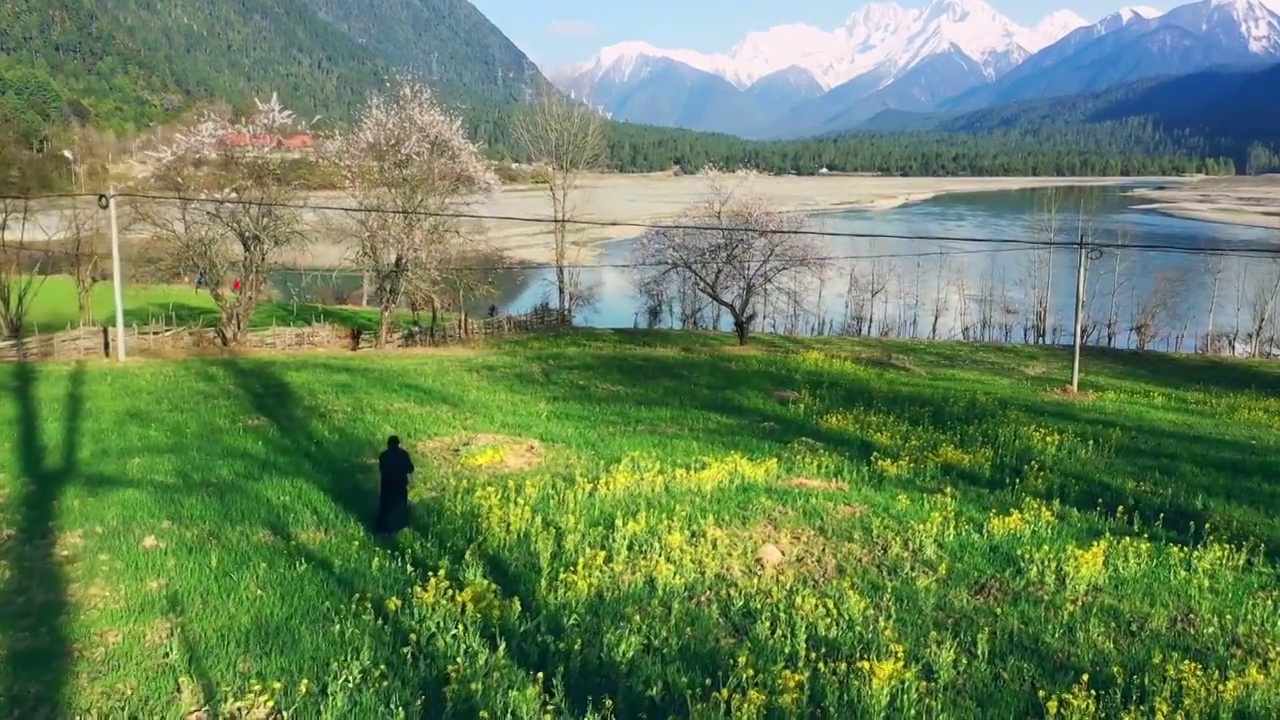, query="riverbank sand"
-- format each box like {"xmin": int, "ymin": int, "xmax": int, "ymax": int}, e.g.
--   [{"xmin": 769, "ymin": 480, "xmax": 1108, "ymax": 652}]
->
[
  {"xmin": 297, "ymin": 174, "xmax": 1192, "ymax": 267},
  {"xmin": 1127, "ymin": 176, "xmax": 1280, "ymax": 232},
  {"xmin": 50, "ymin": 173, "xmax": 1277, "ymax": 269}
]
